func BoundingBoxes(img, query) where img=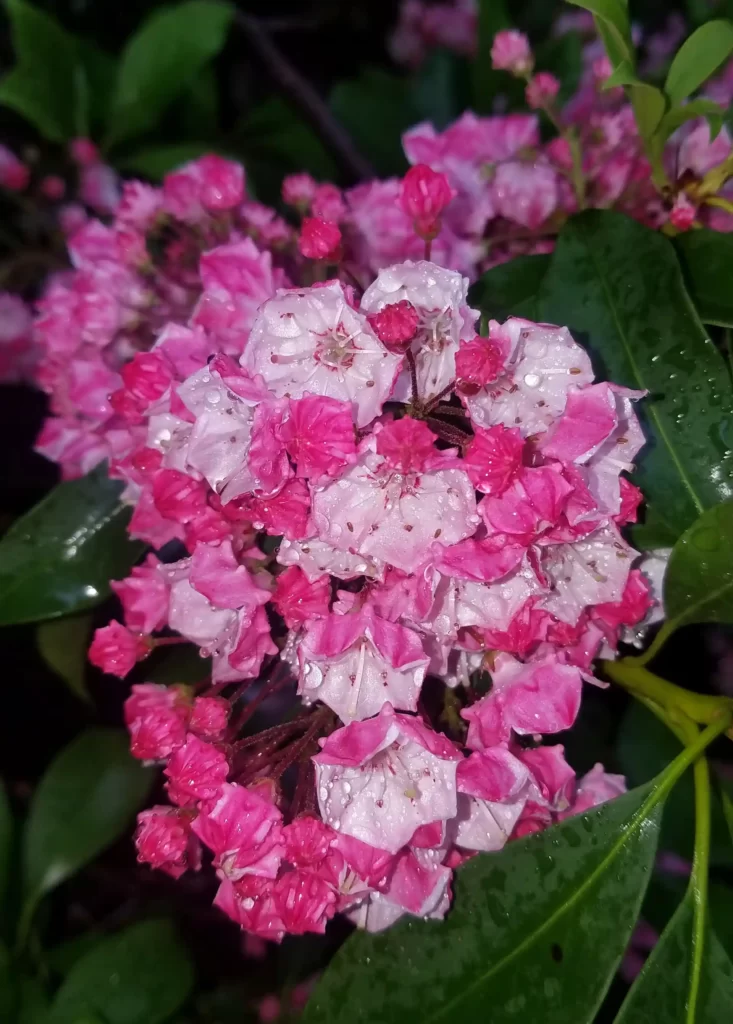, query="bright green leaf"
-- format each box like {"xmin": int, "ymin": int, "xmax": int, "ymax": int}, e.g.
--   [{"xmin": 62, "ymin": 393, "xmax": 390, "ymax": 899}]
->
[
  {"xmin": 603, "ymin": 60, "xmax": 640, "ymax": 89},
  {"xmin": 662, "ymin": 502, "xmax": 733, "ymax": 635},
  {"xmin": 331, "ymin": 69, "xmax": 416, "ymax": 177},
  {"xmin": 472, "ymin": 0, "xmax": 509, "ymax": 113},
  {"xmin": 105, "ymin": 0, "xmax": 233, "ymax": 149},
  {"xmin": 470, "ymin": 253, "xmax": 551, "ymax": 321},
  {"xmin": 37, "ymin": 612, "xmax": 92, "ymax": 704},
  {"xmin": 566, "ymin": 0, "xmax": 634, "ymax": 67},
  {"xmin": 304, "ymin": 785, "xmax": 661, "ymax": 1024},
  {"xmin": 630, "ymin": 83, "xmax": 667, "ymax": 142},
  {"xmin": 665, "ymin": 20, "xmax": 733, "ymax": 107},
  {"xmin": 614, "ymin": 895, "xmax": 733, "ymax": 1022},
  {"xmin": 0, "ymin": 465, "xmax": 143, "ymax": 626},
  {"xmin": 48, "ymin": 919, "xmax": 194, "ymax": 1024},
  {"xmin": 536, "ymin": 211, "xmax": 733, "ymax": 546},
  {"xmin": 23, "ymin": 729, "xmax": 152, "ymax": 910},
  {"xmin": 656, "ymin": 98, "xmax": 725, "ymax": 146},
  {"xmin": 0, "ymin": 0, "xmax": 80, "ymax": 141},
  {"xmin": 675, "ymin": 229, "xmax": 733, "ymax": 327}
]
